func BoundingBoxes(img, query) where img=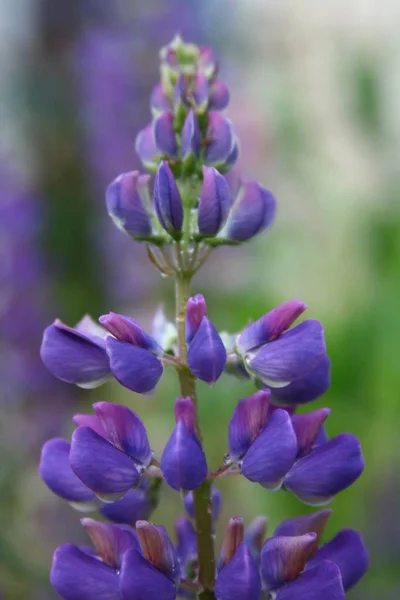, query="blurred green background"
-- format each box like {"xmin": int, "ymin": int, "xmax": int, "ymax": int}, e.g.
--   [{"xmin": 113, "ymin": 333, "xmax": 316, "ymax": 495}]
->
[{"xmin": 1, "ymin": 0, "xmax": 399, "ymax": 598}]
